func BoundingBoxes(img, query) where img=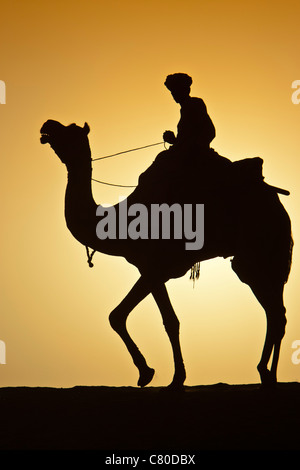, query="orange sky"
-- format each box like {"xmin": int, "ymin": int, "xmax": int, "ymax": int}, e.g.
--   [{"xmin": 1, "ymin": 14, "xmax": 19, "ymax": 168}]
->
[{"xmin": 0, "ymin": 0, "xmax": 299, "ymax": 387}]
